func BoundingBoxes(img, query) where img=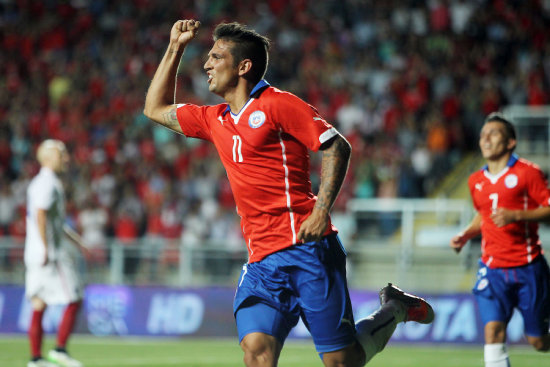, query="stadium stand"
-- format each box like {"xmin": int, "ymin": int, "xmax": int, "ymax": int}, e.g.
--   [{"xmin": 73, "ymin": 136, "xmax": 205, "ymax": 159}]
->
[{"xmin": 1, "ymin": 0, "xmax": 550, "ymax": 290}]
